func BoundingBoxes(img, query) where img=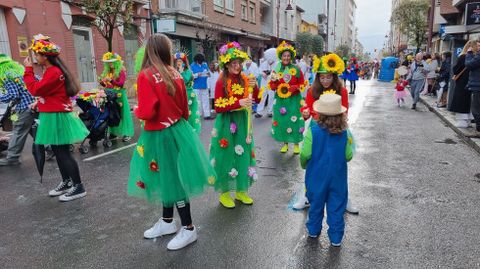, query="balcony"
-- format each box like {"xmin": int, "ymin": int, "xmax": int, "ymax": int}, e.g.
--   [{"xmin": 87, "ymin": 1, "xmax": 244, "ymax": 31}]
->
[{"xmin": 158, "ymin": 0, "xmax": 204, "ymax": 15}]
